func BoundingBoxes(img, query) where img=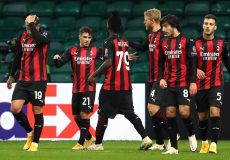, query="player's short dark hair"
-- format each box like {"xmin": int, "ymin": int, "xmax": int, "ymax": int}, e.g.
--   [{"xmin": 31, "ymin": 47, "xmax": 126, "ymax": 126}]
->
[
  {"xmin": 79, "ymin": 26, "xmax": 92, "ymax": 36},
  {"xmin": 107, "ymin": 11, "xmax": 122, "ymax": 33},
  {"xmin": 160, "ymin": 14, "xmax": 181, "ymax": 32},
  {"xmin": 204, "ymin": 14, "xmax": 217, "ymax": 24}
]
